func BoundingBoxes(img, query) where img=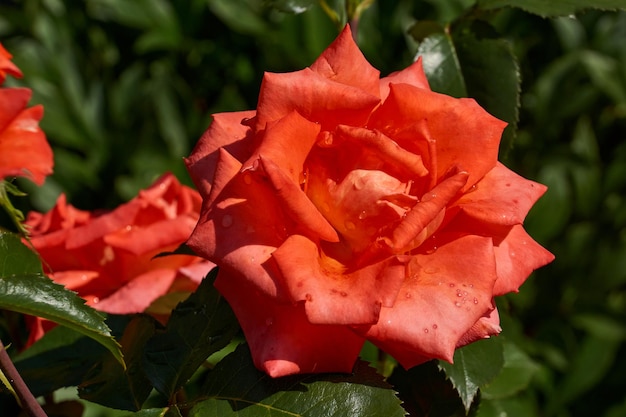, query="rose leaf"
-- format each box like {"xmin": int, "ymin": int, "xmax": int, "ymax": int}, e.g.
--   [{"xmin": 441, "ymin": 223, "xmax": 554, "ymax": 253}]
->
[
  {"xmin": 122, "ymin": 407, "xmax": 184, "ymax": 417},
  {"xmin": 0, "ymin": 231, "xmax": 124, "ymax": 368},
  {"xmin": 477, "ymin": 0, "xmax": 626, "ymax": 17},
  {"xmin": 188, "ymin": 344, "xmax": 406, "ymax": 417},
  {"xmin": 13, "ymin": 325, "xmax": 109, "ymax": 397},
  {"xmin": 439, "ymin": 336, "xmax": 505, "ymax": 413},
  {"xmin": 143, "ymin": 267, "xmax": 240, "ymax": 401},
  {"xmin": 78, "ymin": 315, "xmax": 156, "ymax": 411},
  {"xmin": 415, "ymin": 30, "xmax": 468, "ymax": 99},
  {"xmin": 480, "ymin": 339, "xmax": 540, "ymax": 400}
]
